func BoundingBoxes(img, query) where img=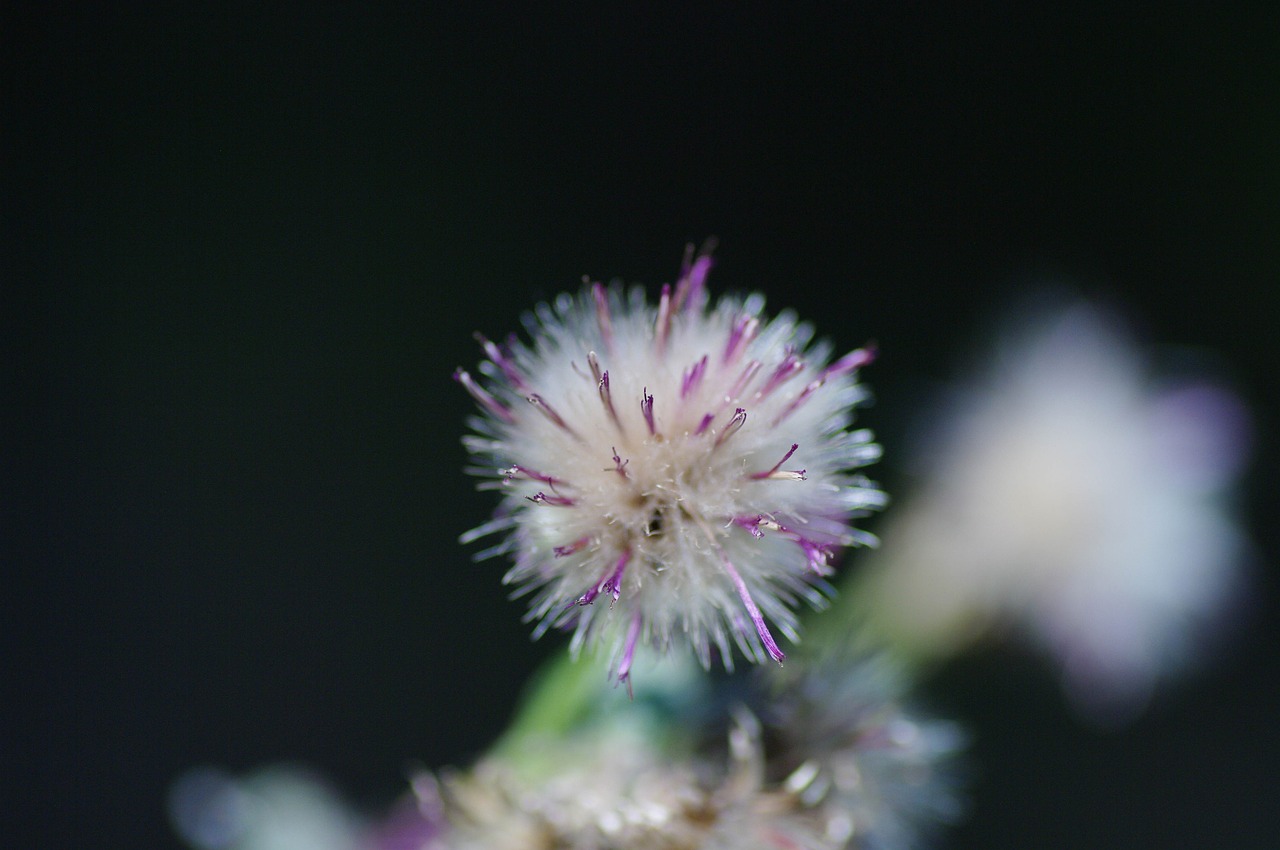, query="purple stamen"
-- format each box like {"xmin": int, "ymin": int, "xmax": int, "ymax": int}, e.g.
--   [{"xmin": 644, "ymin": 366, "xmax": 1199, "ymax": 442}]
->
[
  {"xmin": 797, "ymin": 538, "xmax": 836, "ymax": 576},
  {"xmin": 502, "ymin": 464, "xmax": 565, "ymax": 488},
  {"xmin": 575, "ymin": 549, "xmax": 631, "ymax": 606},
  {"xmin": 454, "ymin": 368, "xmax": 516, "ymax": 424},
  {"xmin": 749, "ymin": 443, "xmax": 807, "ymax": 480},
  {"xmin": 609, "ymin": 448, "xmax": 629, "ymax": 478},
  {"xmin": 824, "ymin": 344, "xmax": 877, "ymax": 379},
  {"xmin": 771, "ymin": 378, "xmax": 824, "ymax": 426},
  {"xmin": 553, "ymin": 536, "xmax": 591, "ymax": 557},
  {"xmin": 527, "ymin": 393, "xmax": 580, "ymax": 437},
  {"xmin": 715, "ymin": 407, "xmax": 747, "ymax": 447},
  {"xmin": 599, "ymin": 549, "xmax": 631, "ymax": 606},
  {"xmin": 587, "ymin": 352, "xmax": 620, "ymax": 430},
  {"xmin": 641, "ymin": 388, "xmax": 657, "ymax": 435},
  {"xmin": 686, "ymin": 253, "xmax": 713, "ymax": 302},
  {"xmin": 673, "ymin": 244, "xmax": 714, "ymax": 313},
  {"xmin": 597, "ymin": 369, "xmax": 624, "ymax": 432},
  {"xmin": 474, "ymin": 333, "xmax": 527, "ymax": 390},
  {"xmin": 740, "ymin": 515, "xmax": 839, "ymax": 576},
  {"xmin": 756, "ymin": 350, "xmax": 805, "ymax": 399},
  {"xmin": 694, "ymin": 412, "xmax": 716, "ymax": 436},
  {"xmin": 592, "ymin": 281, "xmax": 613, "ymax": 350},
  {"xmin": 681, "ymin": 355, "xmax": 709, "ymax": 400},
  {"xmin": 719, "ymin": 551, "xmax": 785, "ymax": 664},
  {"xmin": 724, "ymin": 314, "xmax": 760, "ymax": 364},
  {"xmin": 616, "ymin": 611, "xmax": 643, "ymax": 699},
  {"xmin": 655, "ymin": 283, "xmax": 673, "ymax": 356},
  {"xmin": 526, "ymin": 491, "xmax": 576, "ymax": 507},
  {"xmin": 733, "ymin": 514, "xmax": 771, "ymax": 539}
]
